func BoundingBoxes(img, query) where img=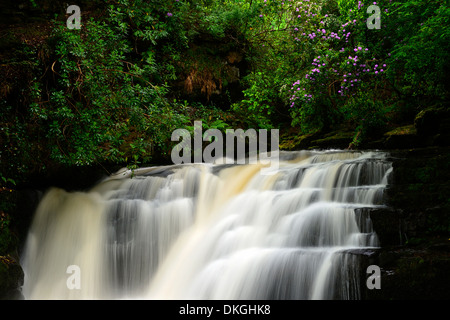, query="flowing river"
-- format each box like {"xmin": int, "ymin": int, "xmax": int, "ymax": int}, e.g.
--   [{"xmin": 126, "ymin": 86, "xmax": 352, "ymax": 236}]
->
[{"xmin": 21, "ymin": 150, "xmax": 392, "ymax": 299}]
